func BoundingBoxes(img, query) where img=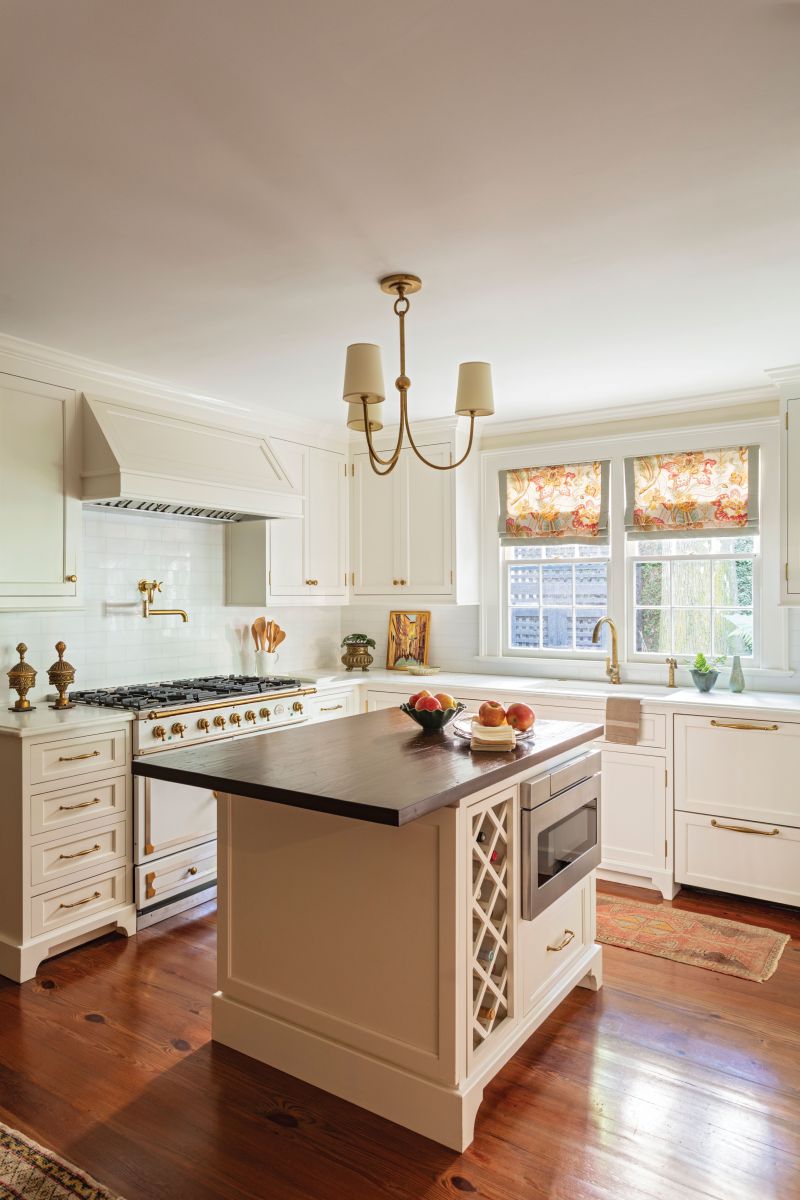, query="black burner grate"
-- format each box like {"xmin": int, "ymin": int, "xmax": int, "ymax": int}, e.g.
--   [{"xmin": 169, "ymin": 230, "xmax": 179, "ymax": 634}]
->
[{"xmin": 70, "ymin": 675, "xmax": 303, "ymax": 710}]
